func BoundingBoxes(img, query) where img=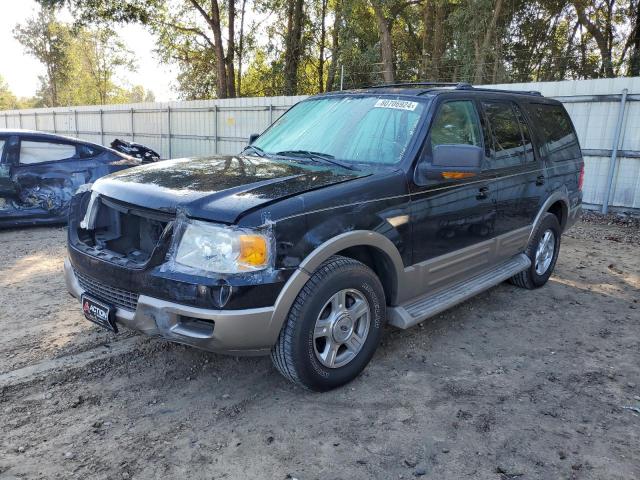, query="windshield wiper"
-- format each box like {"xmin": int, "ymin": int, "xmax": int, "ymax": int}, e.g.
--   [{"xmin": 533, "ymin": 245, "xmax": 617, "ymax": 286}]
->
[
  {"xmin": 275, "ymin": 150, "xmax": 356, "ymax": 171},
  {"xmin": 241, "ymin": 145, "xmax": 267, "ymax": 157}
]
